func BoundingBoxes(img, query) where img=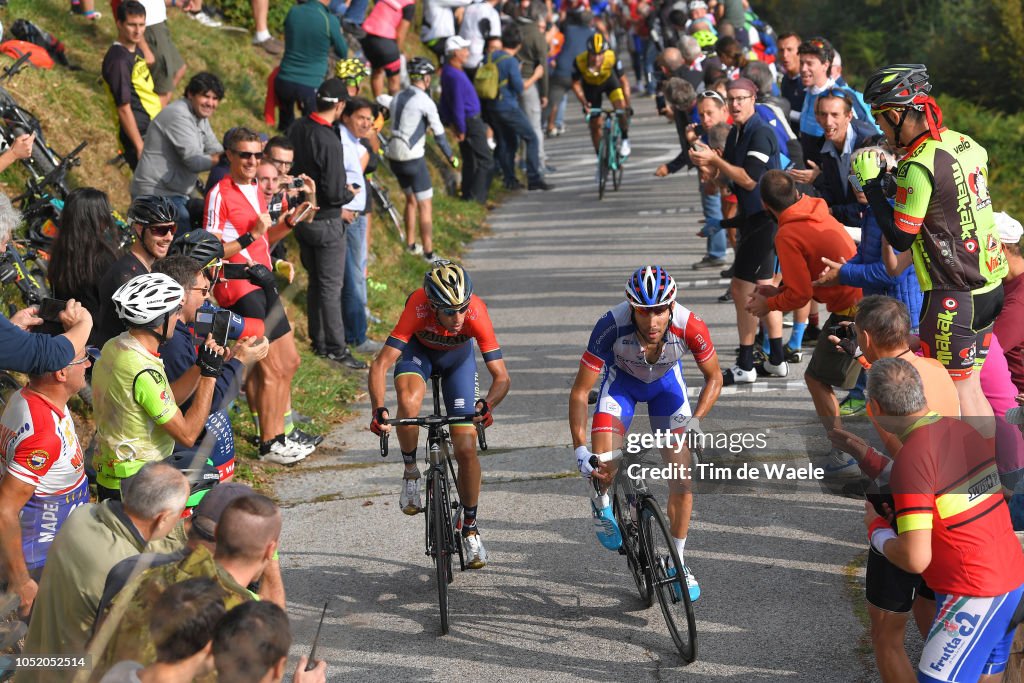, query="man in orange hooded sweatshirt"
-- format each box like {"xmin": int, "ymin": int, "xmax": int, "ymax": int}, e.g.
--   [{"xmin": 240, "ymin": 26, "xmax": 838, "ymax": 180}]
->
[{"xmin": 746, "ymin": 170, "xmax": 862, "ymax": 441}]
